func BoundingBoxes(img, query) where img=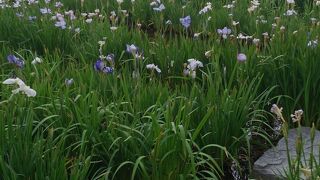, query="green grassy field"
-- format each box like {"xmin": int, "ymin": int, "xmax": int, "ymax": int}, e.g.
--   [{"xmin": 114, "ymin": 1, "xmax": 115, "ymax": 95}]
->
[{"xmin": 0, "ymin": 0, "xmax": 320, "ymax": 179}]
